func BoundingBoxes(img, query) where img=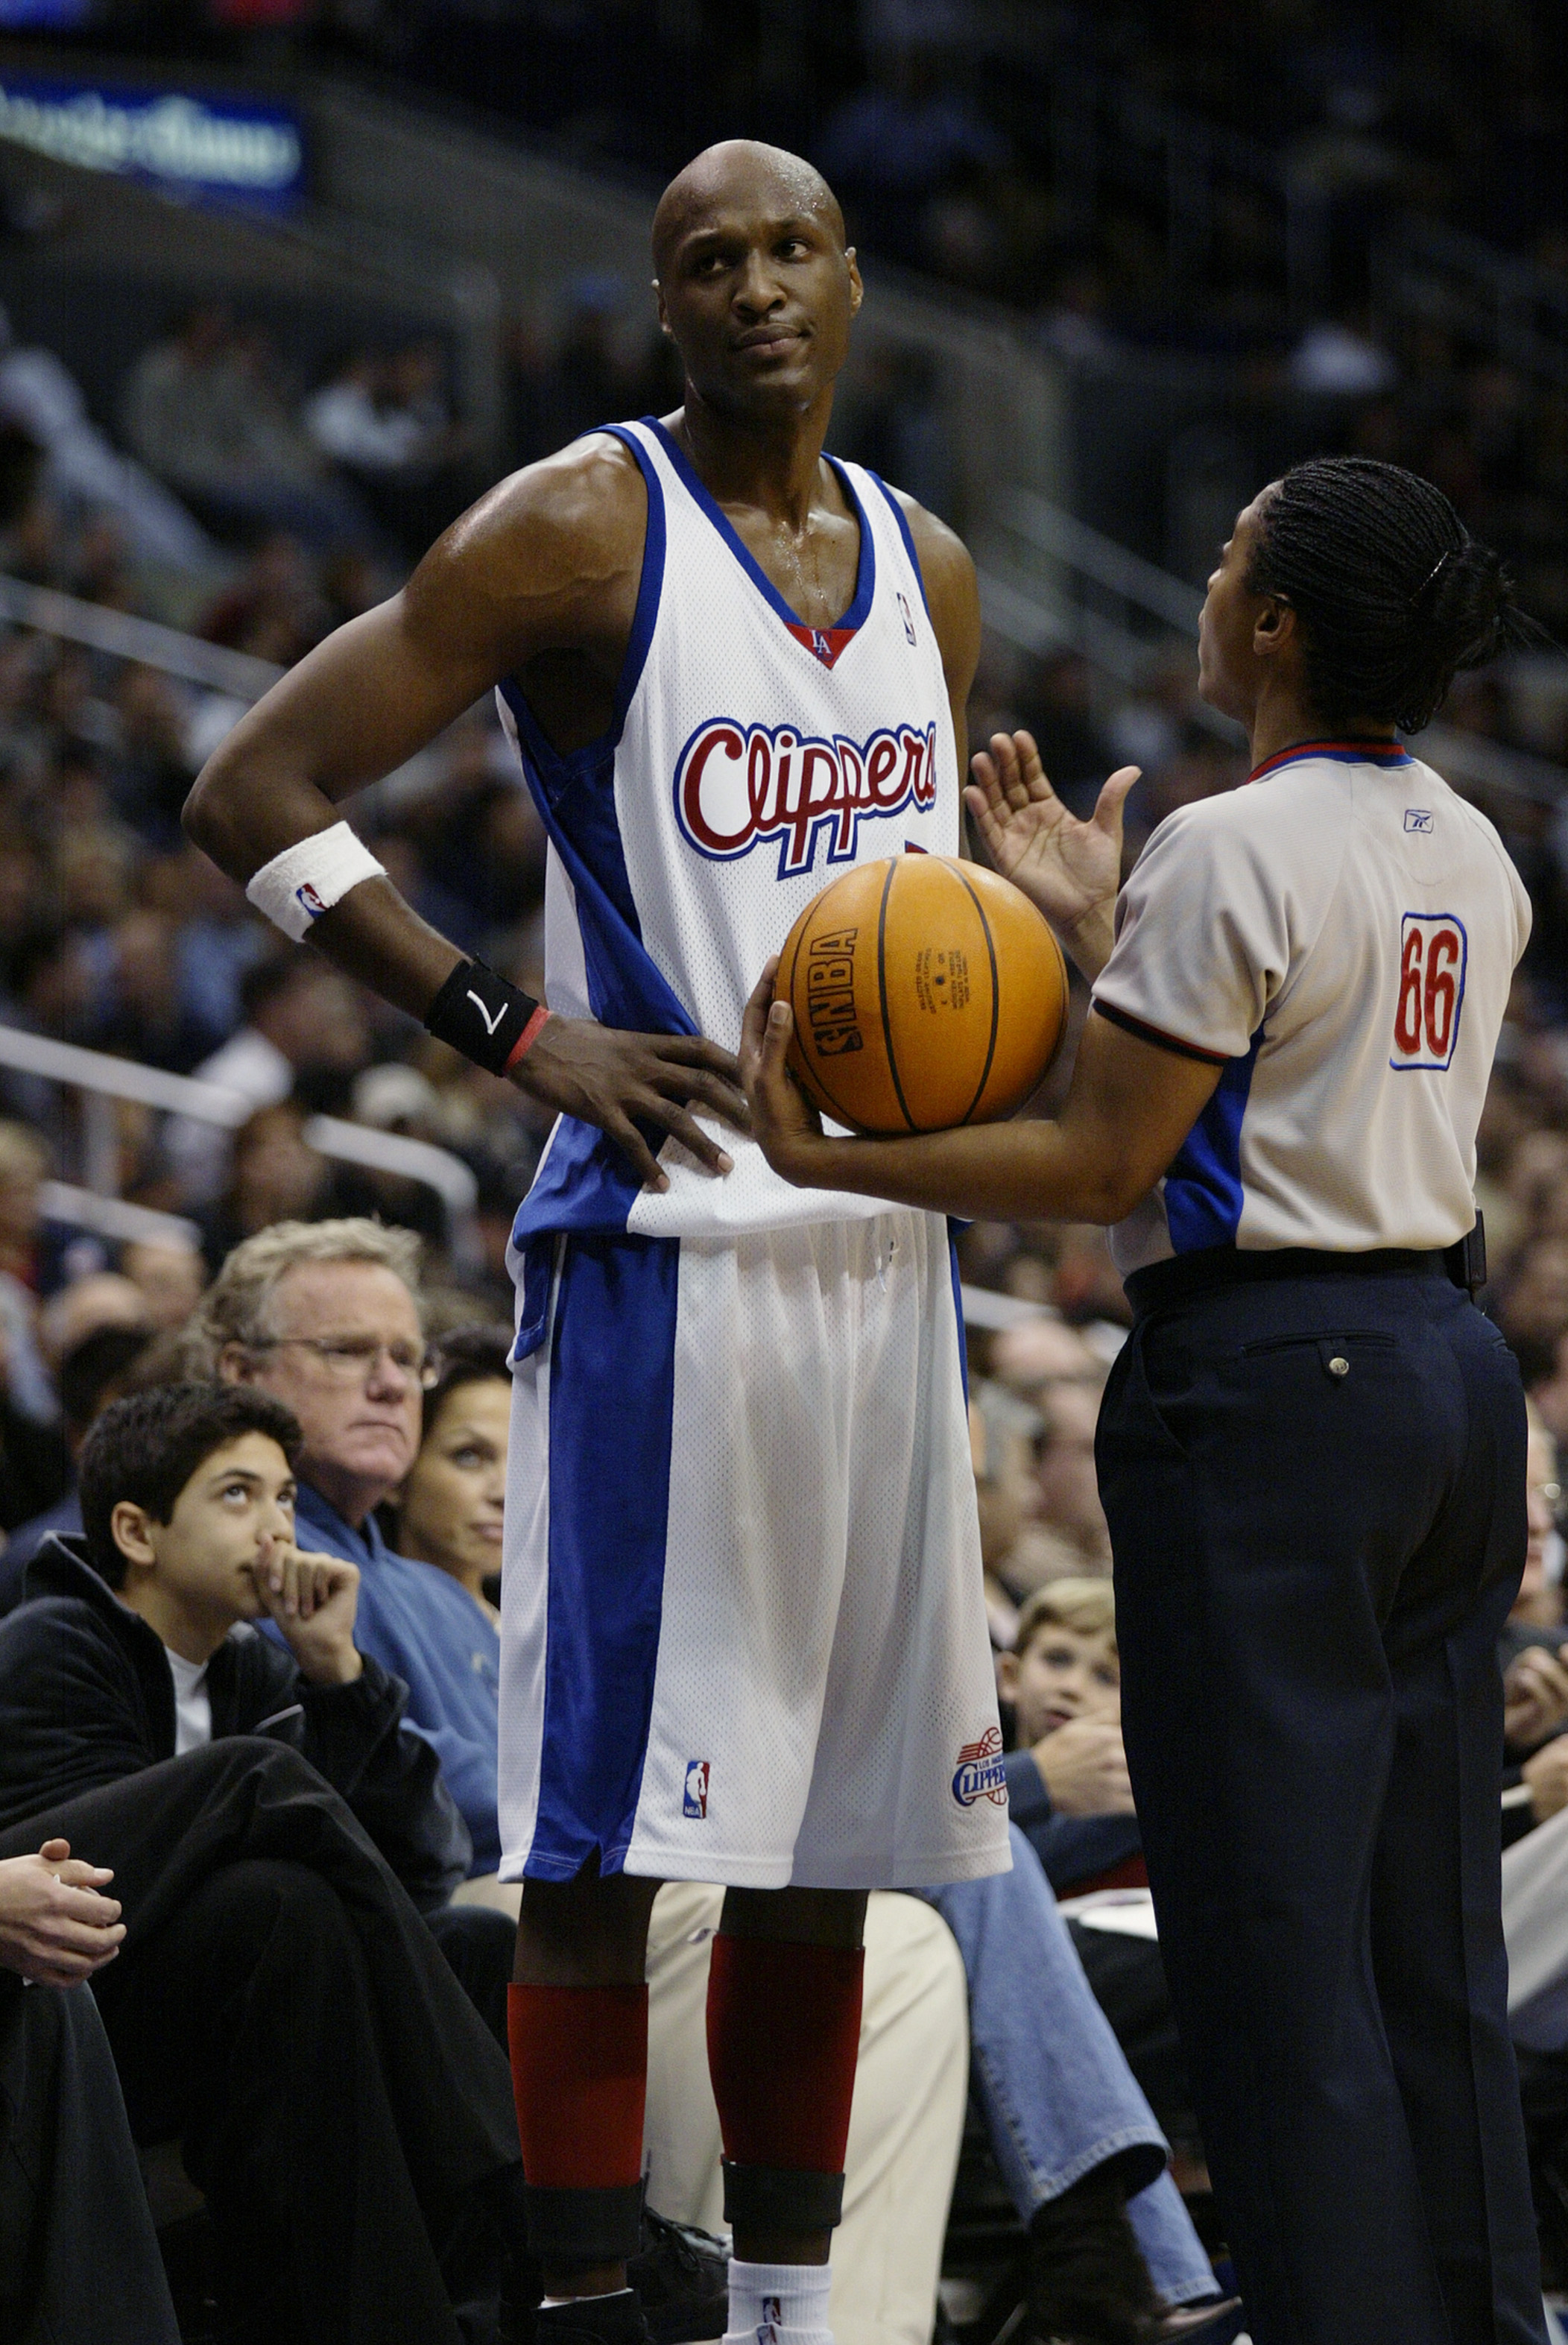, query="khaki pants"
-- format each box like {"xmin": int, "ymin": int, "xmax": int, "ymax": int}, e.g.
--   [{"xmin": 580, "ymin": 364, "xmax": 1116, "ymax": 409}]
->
[
  {"xmin": 1502, "ymin": 1802, "xmax": 1568, "ymax": 2051},
  {"xmin": 456, "ymin": 1878, "xmax": 970, "ymax": 2345}
]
